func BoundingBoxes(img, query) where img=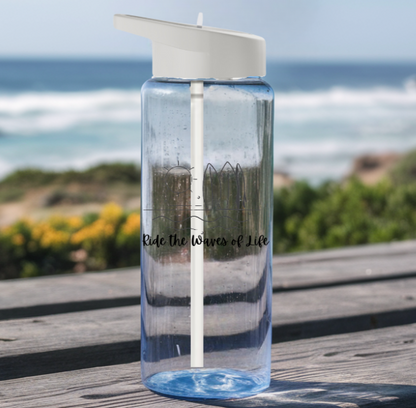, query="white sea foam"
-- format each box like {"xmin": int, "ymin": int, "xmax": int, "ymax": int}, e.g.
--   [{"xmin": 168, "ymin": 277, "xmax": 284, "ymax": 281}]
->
[
  {"xmin": 274, "ymin": 86, "xmax": 416, "ymax": 125},
  {"xmin": 0, "ymin": 89, "xmax": 141, "ymax": 134},
  {"xmin": 275, "ymin": 86, "xmax": 416, "ymax": 109},
  {"xmin": 274, "ymin": 136, "xmax": 416, "ymax": 184},
  {"xmin": 1, "ymin": 85, "xmax": 416, "ymax": 183},
  {"xmin": 272, "ymin": 85, "xmax": 416, "ymax": 182},
  {"xmin": 0, "ymin": 86, "xmax": 415, "ymax": 135},
  {"xmin": 276, "ymin": 138, "xmax": 416, "ymax": 158}
]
